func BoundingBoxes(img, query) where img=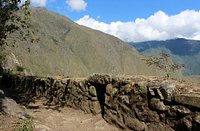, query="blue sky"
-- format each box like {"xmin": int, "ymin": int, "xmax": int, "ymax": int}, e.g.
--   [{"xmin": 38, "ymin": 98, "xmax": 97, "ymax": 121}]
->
[
  {"xmin": 41, "ymin": 0, "xmax": 200, "ymax": 22},
  {"xmin": 30, "ymin": 0, "xmax": 200, "ymax": 42}
]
